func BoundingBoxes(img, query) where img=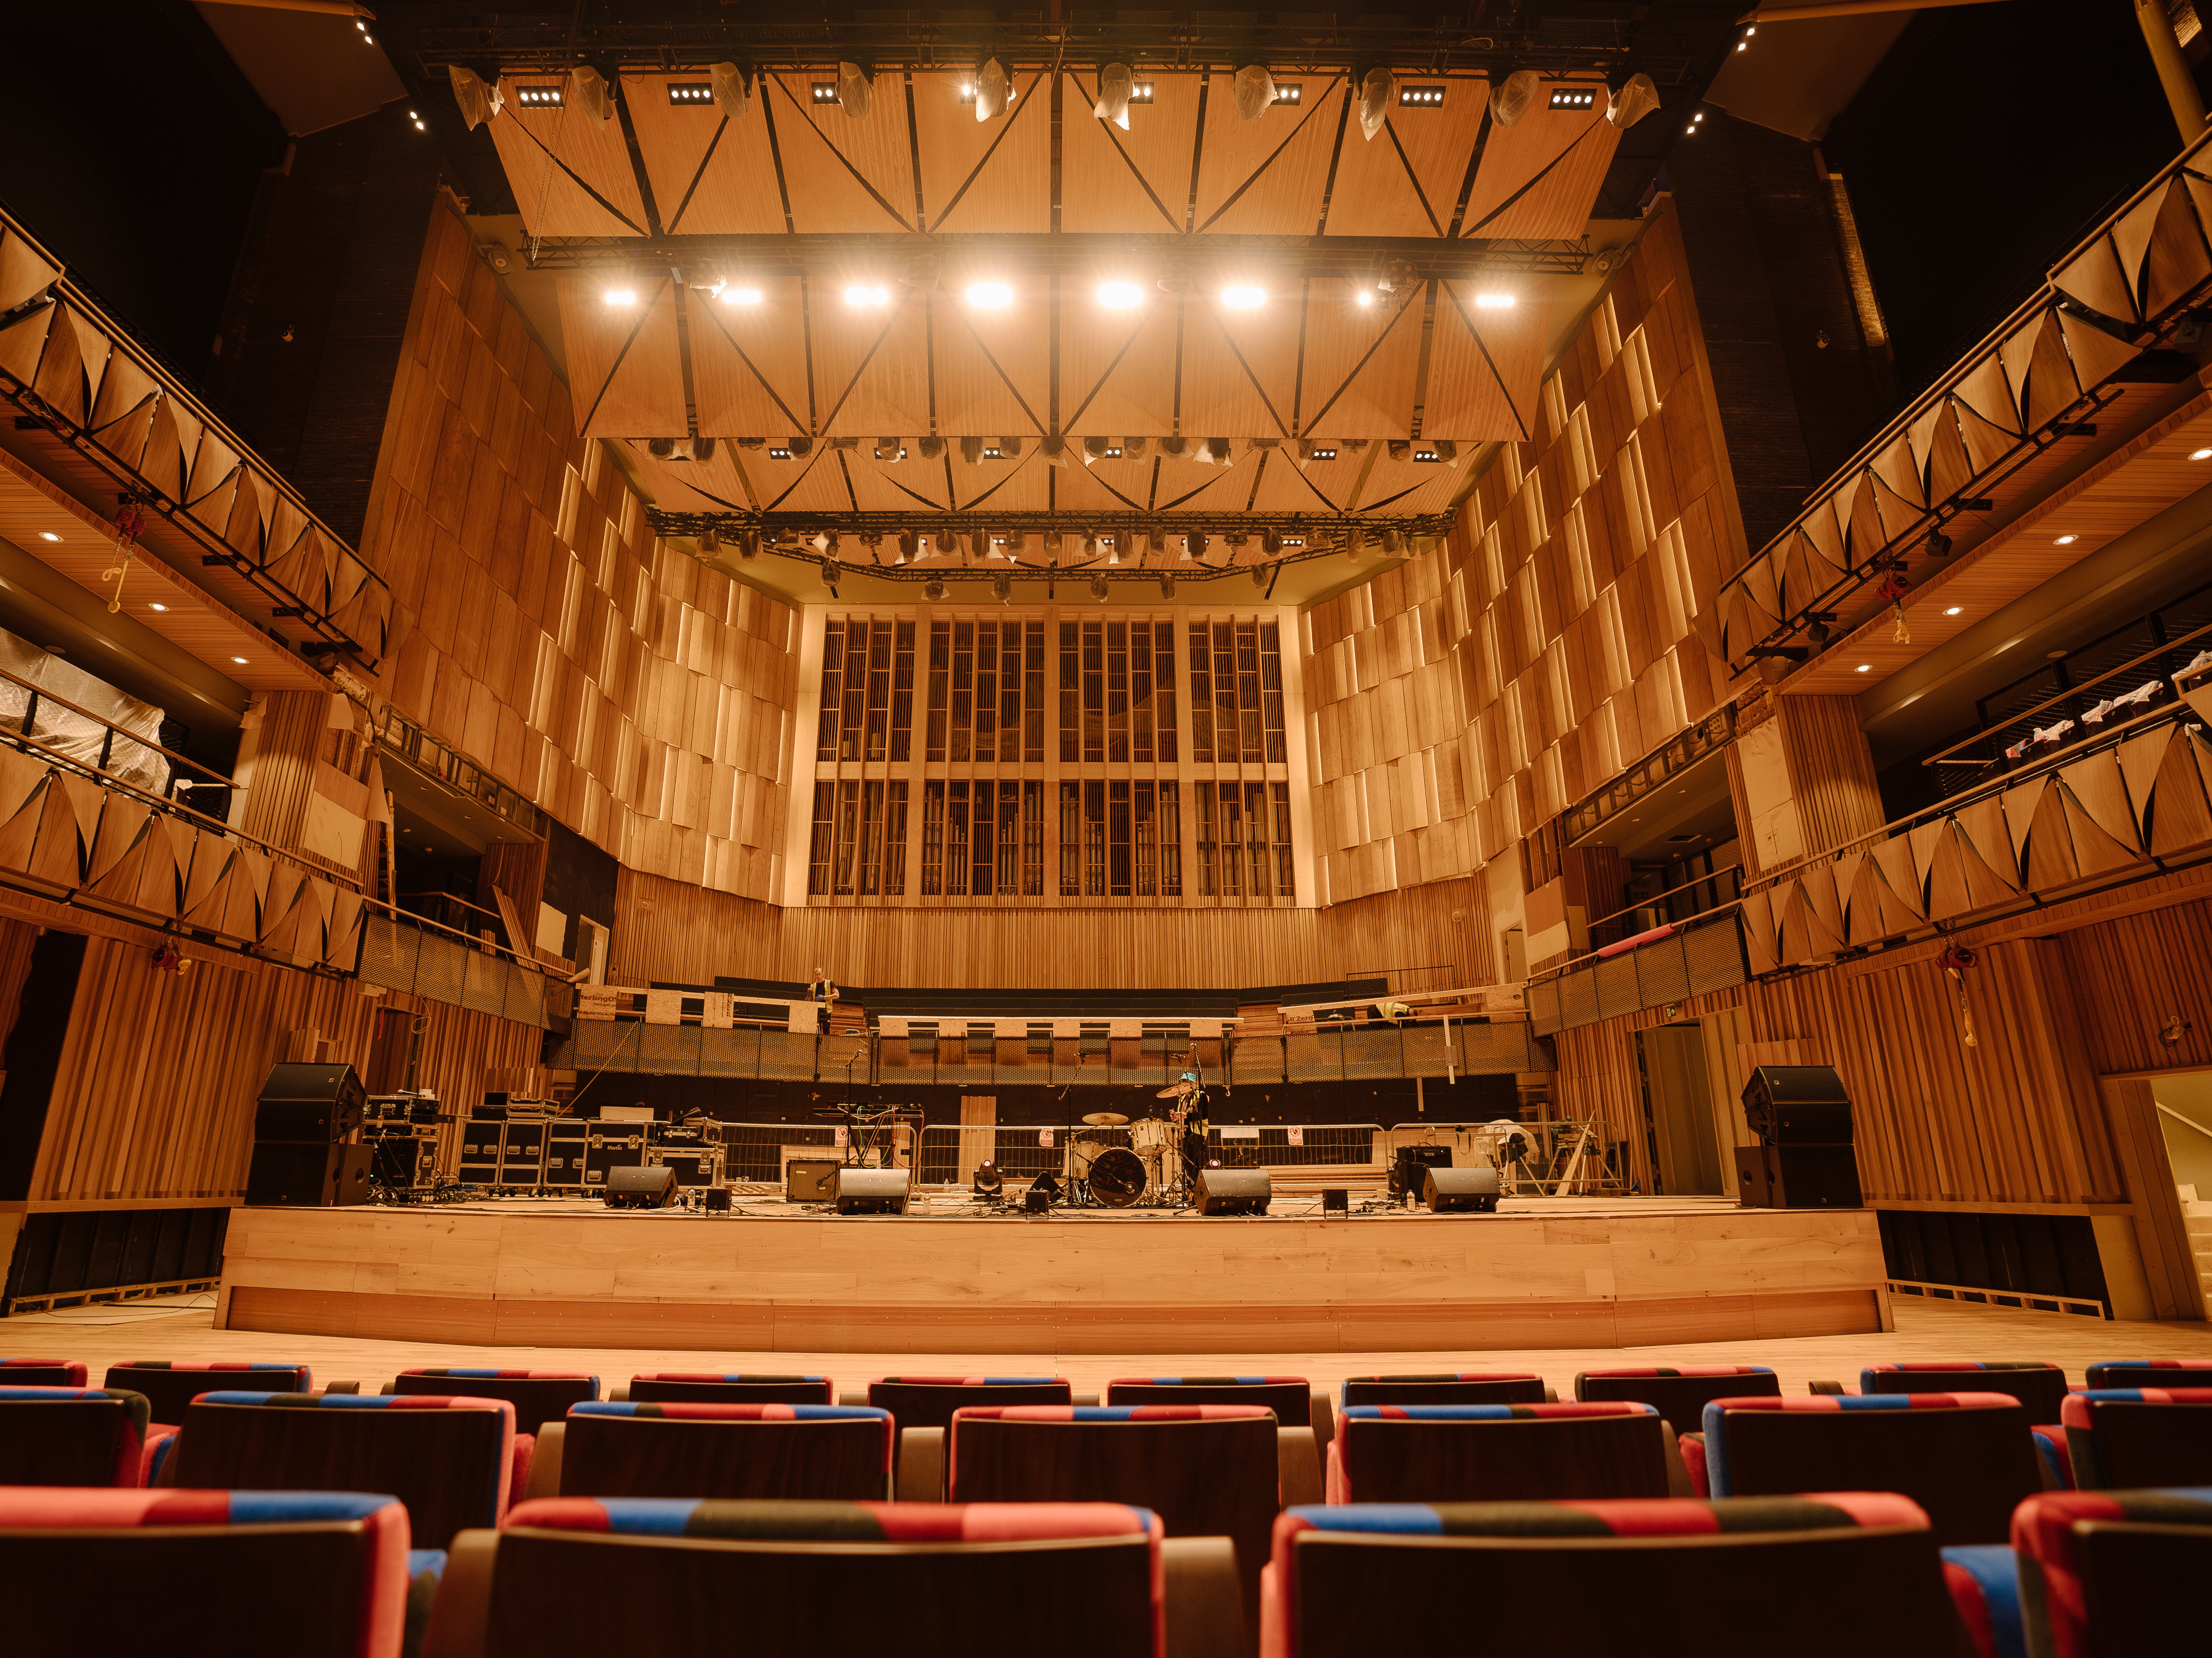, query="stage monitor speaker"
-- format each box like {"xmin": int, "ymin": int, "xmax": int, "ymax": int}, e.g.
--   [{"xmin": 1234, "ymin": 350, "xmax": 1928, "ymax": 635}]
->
[
  {"xmin": 786, "ymin": 1159, "xmax": 843, "ymax": 1203},
  {"xmin": 836, "ymin": 1167, "xmax": 910, "ymax": 1215},
  {"xmin": 256, "ymin": 1062, "xmax": 366, "ymax": 1141},
  {"xmin": 1196, "ymin": 1168, "xmax": 1271, "ymax": 1216},
  {"xmin": 702, "ymin": 1187, "xmax": 732, "ymax": 1212},
  {"xmin": 1389, "ymin": 1143, "xmax": 1453, "ymax": 1201},
  {"xmin": 1322, "ymin": 1188, "xmax": 1349, "ymax": 1214},
  {"xmin": 245, "ymin": 1141, "xmax": 373, "ymax": 1207},
  {"xmin": 1768, "ymin": 1145, "xmax": 1863, "ymax": 1209},
  {"xmin": 1424, "ymin": 1166, "xmax": 1501, "ymax": 1214},
  {"xmin": 1741, "ymin": 1065, "xmax": 1854, "ymax": 1145},
  {"xmin": 604, "ymin": 1165, "xmax": 677, "ymax": 1209}
]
